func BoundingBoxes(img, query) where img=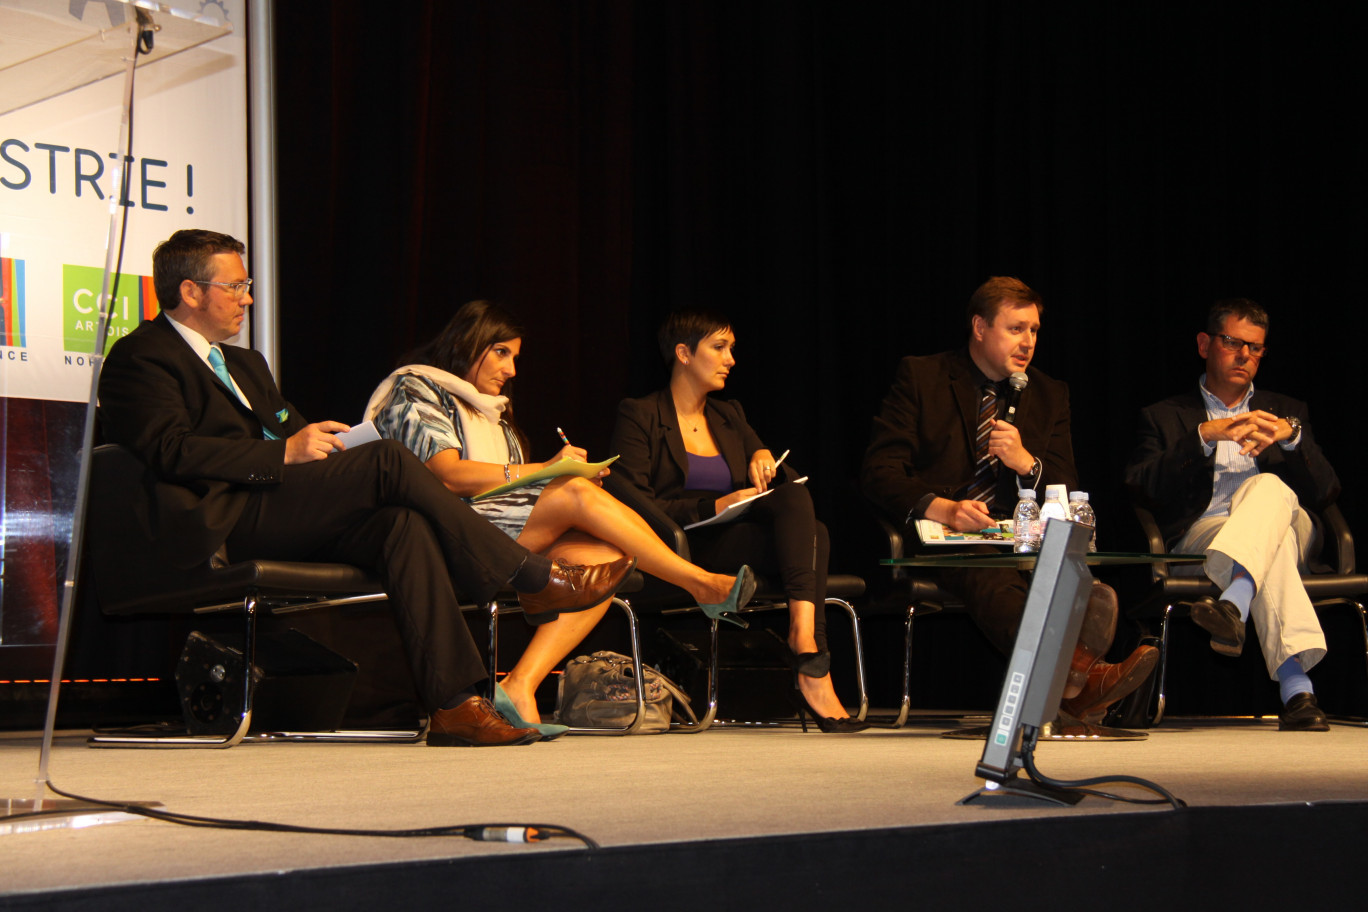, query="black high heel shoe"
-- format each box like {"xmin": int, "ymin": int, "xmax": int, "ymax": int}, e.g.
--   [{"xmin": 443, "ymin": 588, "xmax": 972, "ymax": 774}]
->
[
  {"xmin": 768, "ymin": 631, "xmax": 869, "ymax": 732},
  {"xmin": 789, "ymin": 677, "xmax": 871, "ymax": 733}
]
